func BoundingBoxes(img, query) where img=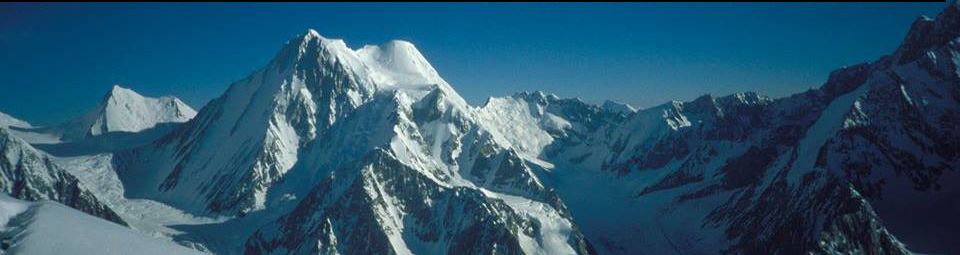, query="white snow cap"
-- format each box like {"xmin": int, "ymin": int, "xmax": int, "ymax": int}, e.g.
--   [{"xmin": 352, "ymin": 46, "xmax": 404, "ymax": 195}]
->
[
  {"xmin": 290, "ymin": 29, "xmax": 467, "ymax": 105},
  {"xmin": 289, "ymin": 29, "xmax": 443, "ymax": 89},
  {"xmin": 0, "ymin": 194, "xmax": 204, "ymax": 255},
  {"xmin": 95, "ymin": 84, "xmax": 197, "ymax": 134},
  {"xmin": 54, "ymin": 84, "xmax": 197, "ymax": 140},
  {"xmin": 357, "ymin": 39, "xmax": 443, "ymax": 87}
]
